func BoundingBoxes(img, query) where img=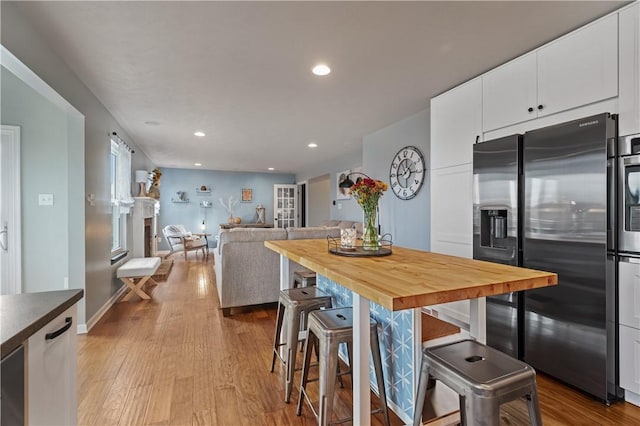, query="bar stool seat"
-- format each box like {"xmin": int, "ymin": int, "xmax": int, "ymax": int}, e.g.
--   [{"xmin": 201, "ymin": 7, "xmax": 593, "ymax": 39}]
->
[
  {"xmin": 297, "ymin": 307, "xmax": 390, "ymax": 426},
  {"xmin": 293, "ymin": 270, "xmax": 317, "ymax": 288},
  {"xmin": 413, "ymin": 339, "xmax": 542, "ymax": 426},
  {"xmin": 270, "ymin": 287, "xmax": 333, "ymax": 403}
]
